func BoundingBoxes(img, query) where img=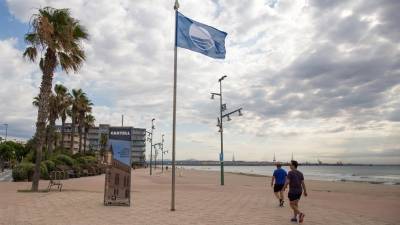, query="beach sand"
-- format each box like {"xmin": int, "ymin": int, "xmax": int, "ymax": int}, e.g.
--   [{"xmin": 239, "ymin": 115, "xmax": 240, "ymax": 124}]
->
[{"xmin": 0, "ymin": 168, "xmax": 399, "ymax": 225}]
